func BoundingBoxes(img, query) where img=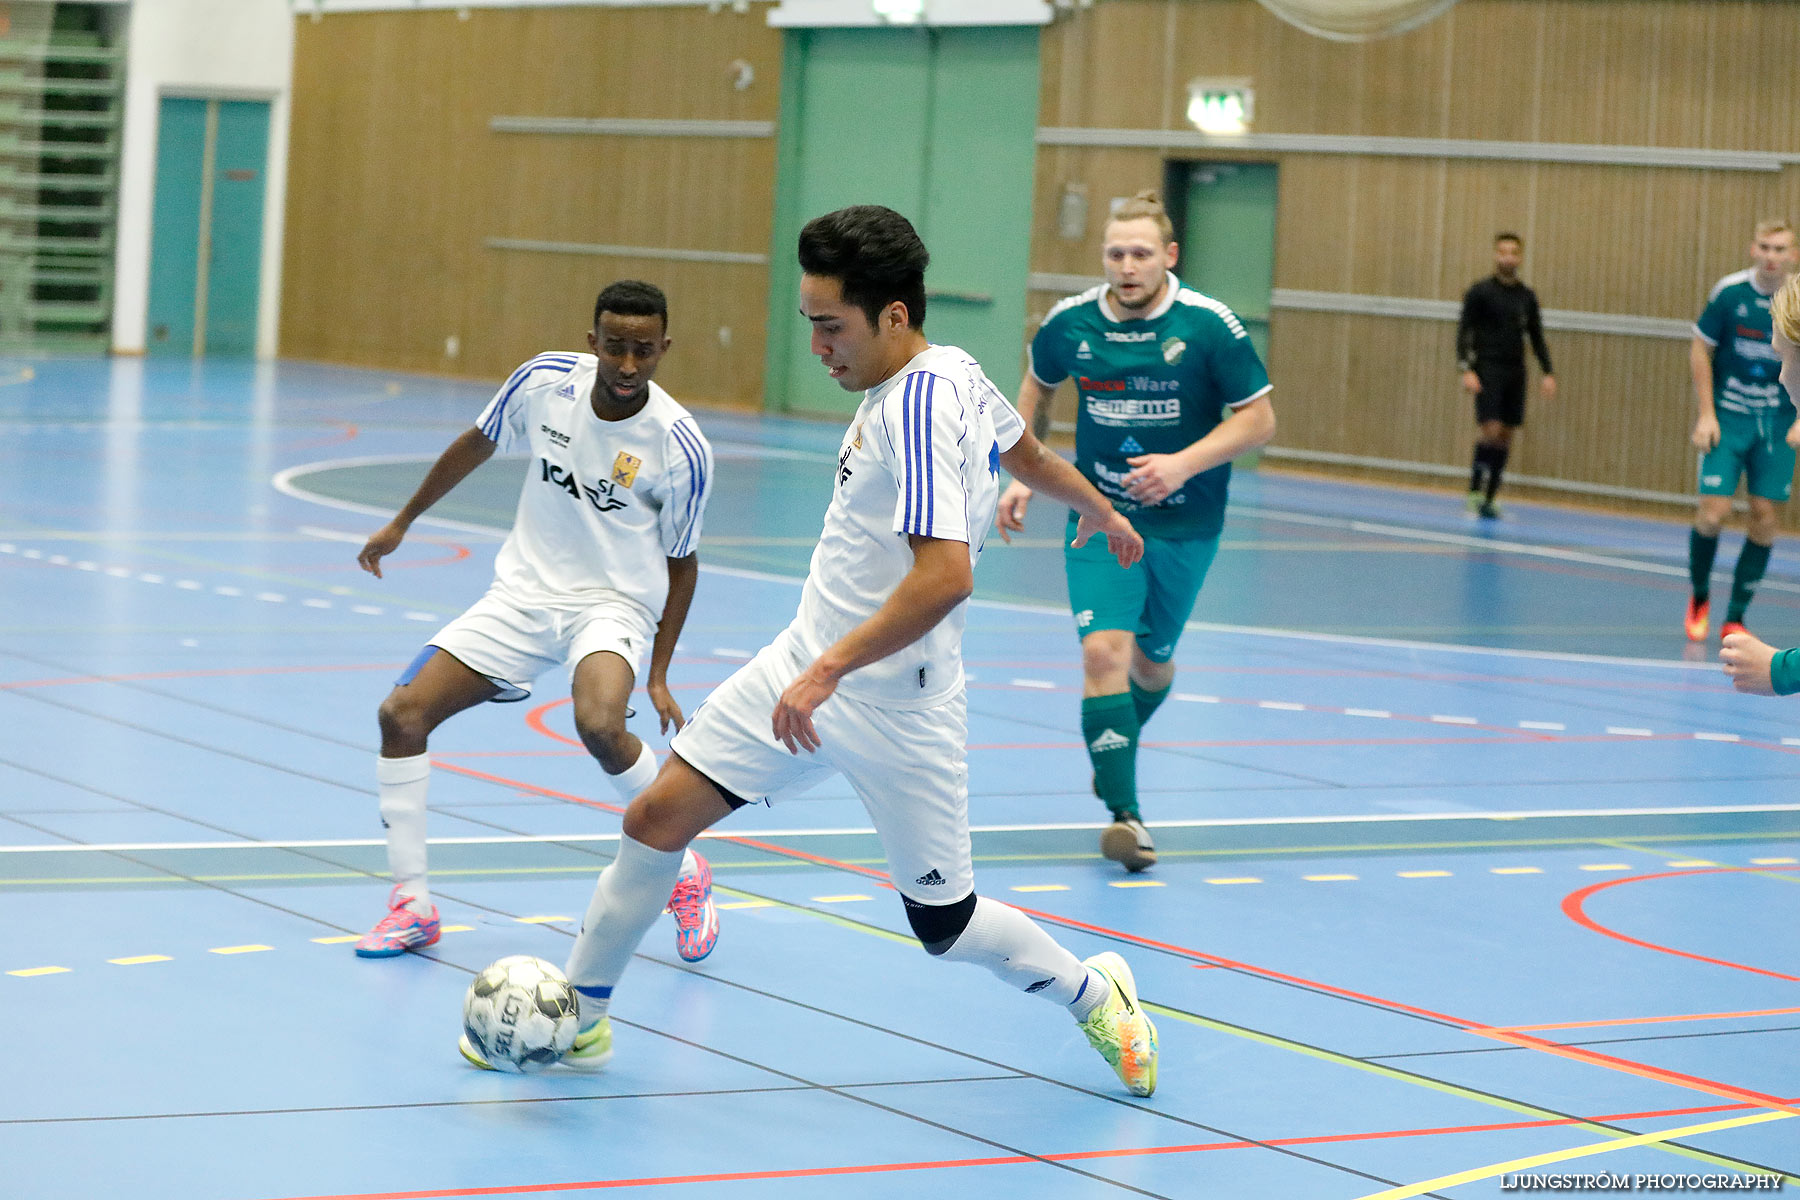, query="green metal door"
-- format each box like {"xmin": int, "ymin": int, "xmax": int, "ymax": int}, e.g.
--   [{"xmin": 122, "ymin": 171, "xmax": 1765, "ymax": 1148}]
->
[
  {"xmin": 765, "ymin": 26, "xmax": 1039, "ymax": 416},
  {"xmin": 1181, "ymin": 161, "xmax": 1278, "ymax": 364},
  {"xmin": 146, "ymin": 95, "xmax": 268, "ymax": 357},
  {"xmin": 146, "ymin": 96, "xmax": 204, "ymax": 355}
]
